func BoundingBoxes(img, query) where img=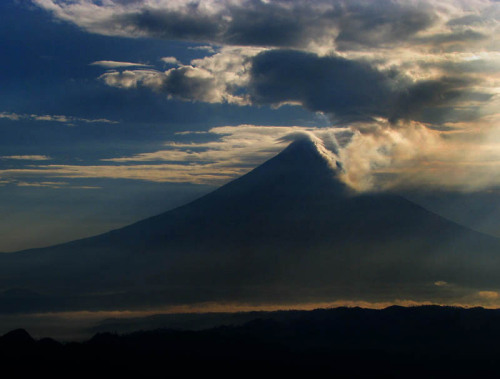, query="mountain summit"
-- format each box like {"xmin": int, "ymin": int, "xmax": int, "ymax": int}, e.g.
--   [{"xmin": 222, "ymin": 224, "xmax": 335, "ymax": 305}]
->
[{"xmin": 1, "ymin": 138, "xmax": 500, "ymax": 312}]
